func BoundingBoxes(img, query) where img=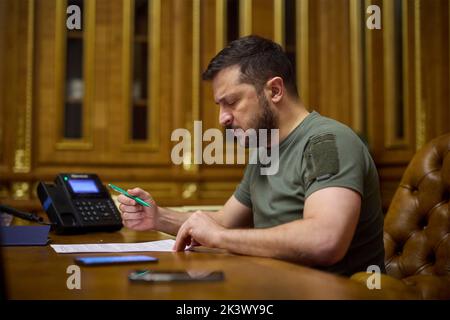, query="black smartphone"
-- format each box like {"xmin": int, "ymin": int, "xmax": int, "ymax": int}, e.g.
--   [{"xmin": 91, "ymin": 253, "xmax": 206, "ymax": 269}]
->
[
  {"xmin": 128, "ymin": 270, "xmax": 225, "ymax": 282},
  {"xmin": 75, "ymin": 255, "xmax": 158, "ymax": 266}
]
